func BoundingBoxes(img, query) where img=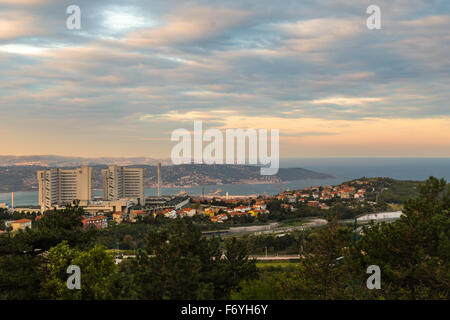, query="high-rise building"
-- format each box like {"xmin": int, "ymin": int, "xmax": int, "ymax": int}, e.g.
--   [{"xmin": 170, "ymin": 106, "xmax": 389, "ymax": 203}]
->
[
  {"xmin": 102, "ymin": 166, "xmax": 144, "ymax": 203},
  {"xmin": 37, "ymin": 165, "xmax": 94, "ymax": 211}
]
